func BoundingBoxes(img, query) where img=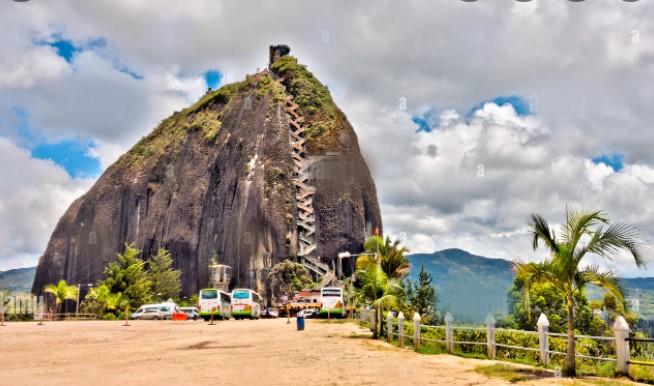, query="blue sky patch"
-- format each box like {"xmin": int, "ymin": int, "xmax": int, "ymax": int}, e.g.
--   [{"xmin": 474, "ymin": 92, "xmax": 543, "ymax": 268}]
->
[
  {"xmin": 39, "ymin": 35, "xmax": 107, "ymax": 63},
  {"xmin": 412, "ymin": 108, "xmax": 436, "ymax": 133},
  {"xmin": 204, "ymin": 70, "xmax": 222, "ymax": 90},
  {"xmin": 468, "ymin": 95, "xmax": 531, "ymax": 118},
  {"xmin": 116, "ymin": 64, "xmax": 143, "ymax": 80},
  {"xmin": 31, "ymin": 139, "xmax": 102, "ymax": 178},
  {"xmin": 592, "ymin": 152, "xmax": 624, "ymax": 172},
  {"xmin": 49, "ymin": 39, "xmax": 79, "ymax": 63},
  {"xmin": 11, "ymin": 107, "xmax": 102, "ymax": 178}
]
